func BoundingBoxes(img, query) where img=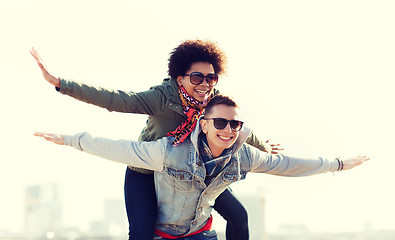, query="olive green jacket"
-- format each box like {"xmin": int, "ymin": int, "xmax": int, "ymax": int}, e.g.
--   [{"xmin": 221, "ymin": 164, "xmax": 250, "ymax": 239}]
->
[{"xmin": 57, "ymin": 78, "xmax": 267, "ymax": 173}]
